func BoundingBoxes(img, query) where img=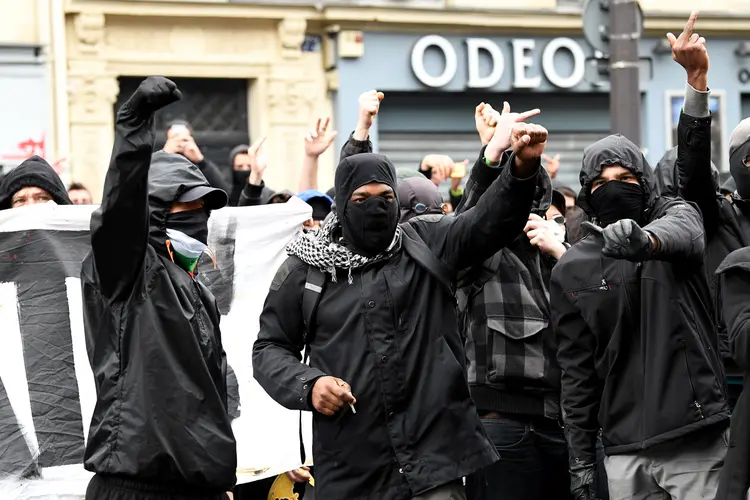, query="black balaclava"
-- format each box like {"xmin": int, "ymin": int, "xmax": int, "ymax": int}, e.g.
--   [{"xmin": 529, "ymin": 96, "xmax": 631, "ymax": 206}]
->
[
  {"xmin": 730, "ymin": 141, "xmax": 750, "ymax": 199},
  {"xmin": 166, "ymin": 208, "xmax": 210, "ymax": 245},
  {"xmin": 335, "ymin": 153, "xmax": 399, "ymax": 257},
  {"xmin": 229, "ymin": 144, "xmax": 251, "ymax": 206},
  {"xmin": 589, "ymin": 180, "xmax": 645, "ymax": 227}
]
